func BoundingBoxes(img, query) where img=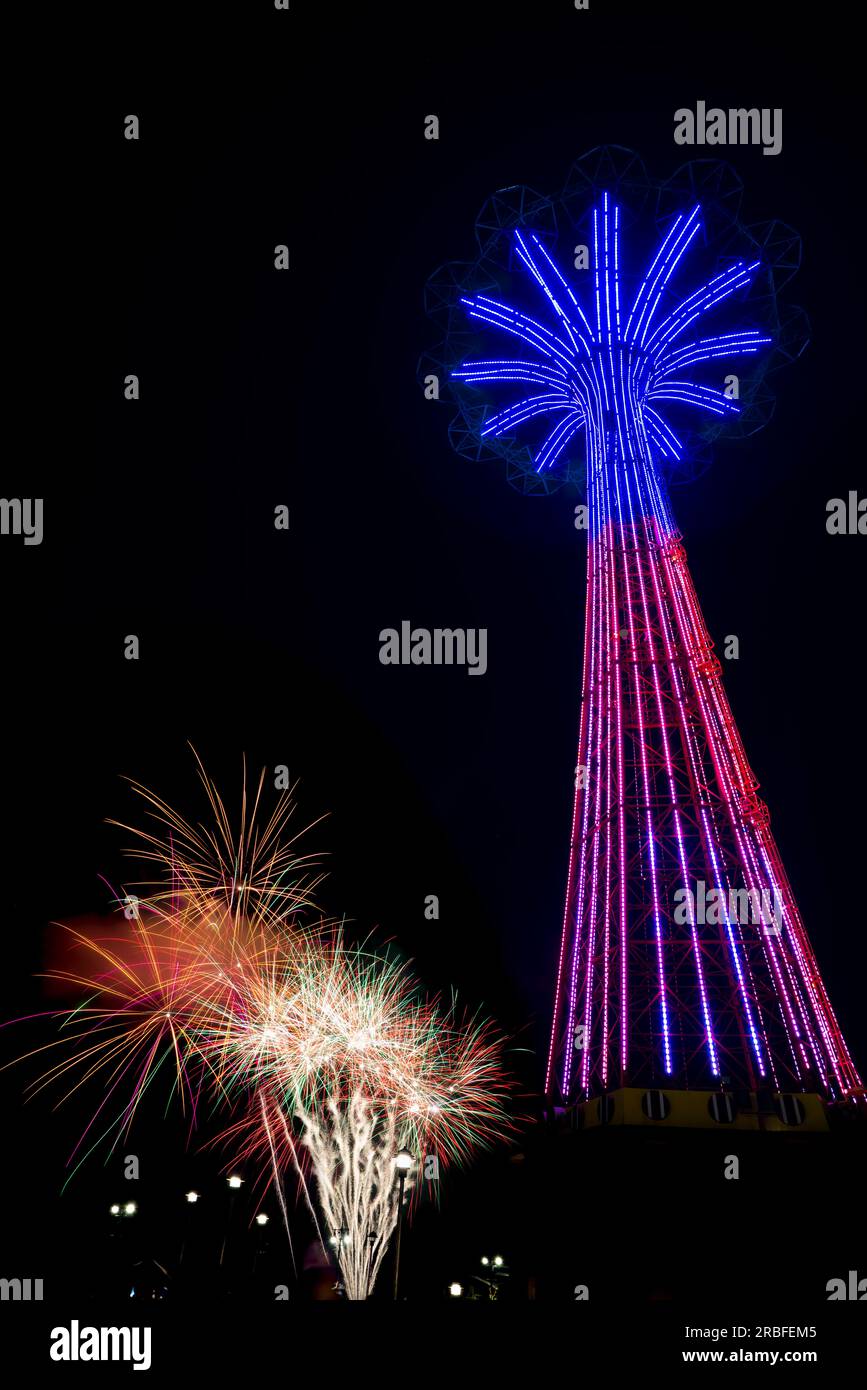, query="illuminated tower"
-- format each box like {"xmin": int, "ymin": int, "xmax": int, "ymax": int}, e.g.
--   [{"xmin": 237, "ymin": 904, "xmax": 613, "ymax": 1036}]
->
[{"xmin": 427, "ymin": 150, "xmax": 862, "ymax": 1121}]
